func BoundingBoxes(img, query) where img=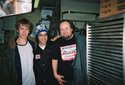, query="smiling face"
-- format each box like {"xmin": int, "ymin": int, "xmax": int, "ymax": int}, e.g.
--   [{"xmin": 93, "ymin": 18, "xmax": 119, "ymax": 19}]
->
[
  {"xmin": 59, "ymin": 21, "xmax": 73, "ymax": 39},
  {"xmin": 38, "ymin": 32, "xmax": 48, "ymax": 45},
  {"xmin": 17, "ymin": 24, "xmax": 30, "ymax": 40}
]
